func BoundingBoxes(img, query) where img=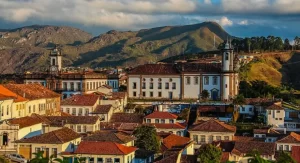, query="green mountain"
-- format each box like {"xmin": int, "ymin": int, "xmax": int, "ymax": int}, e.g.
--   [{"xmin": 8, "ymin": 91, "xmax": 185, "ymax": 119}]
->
[{"xmin": 0, "ymin": 22, "xmax": 230, "ymax": 73}]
